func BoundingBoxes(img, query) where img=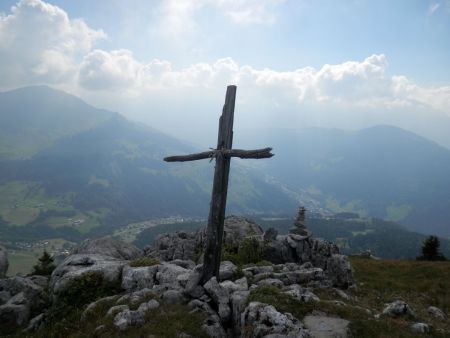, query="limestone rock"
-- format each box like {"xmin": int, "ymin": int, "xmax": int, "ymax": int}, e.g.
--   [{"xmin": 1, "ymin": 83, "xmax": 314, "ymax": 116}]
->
[
  {"xmin": 284, "ymin": 285, "xmax": 320, "ymax": 303},
  {"xmin": 257, "ymin": 278, "xmax": 284, "ymax": 289},
  {"xmin": 223, "ymin": 216, "xmax": 264, "ymax": 247},
  {"xmin": 0, "ymin": 276, "xmax": 47, "ymax": 329},
  {"xmin": 116, "ymin": 288, "xmax": 154, "ymax": 305},
  {"xmin": 219, "ymin": 261, "xmax": 237, "ymax": 280},
  {"xmin": 410, "ymin": 322, "xmax": 431, "ymax": 334},
  {"xmin": 156, "ymin": 262, "xmax": 189, "ymax": 290},
  {"xmin": 428, "ymin": 306, "xmax": 447, "ymax": 321},
  {"xmin": 147, "ymin": 231, "xmax": 200, "ymax": 262},
  {"xmin": 241, "ymin": 301, "xmax": 311, "ymax": 337},
  {"xmin": 137, "ymin": 299, "xmax": 159, "ymax": 314},
  {"xmin": 73, "ymin": 237, "xmax": 142, "ymax": 260},
  {"xmin": 49, "ymin": 254, "xmax": 125, "ymax": 301},
  {"xmin": 204, "ymin": 277, "xmax": 231, "ymax": 322},
  {"xmin": 81, "ymin": 295, "xmax": 118, "ymax": 321},
  {"xmin": 121, "ymin": 265, "xmax": 159, "ymax": 291},
  {"xmin": 161, "ymin": 289, "xmax": 185, "ymax": 304},
  {"xmin": 0, "ymin": 246, "xmax": 8, "ymax": 278},
  {"xmin": 263, "ymin": 228, "xmax": 278, "ymax": 242},
  {"xmin": 382, "ymin": 300, "xmax": 416, "ymax": 318},
  {"xmin": 303, "ymin": 315, "xmax": 349, "ymax": 338},
  {"xmin": 23, "ymin": 313, "xmax": 44, "ymax": 333},
  {"xmin": 230, "ymin": 290, "xmax": 249, "ymax": 337},
  {"xmin": 107, "ymin": 304, "xmax": 129, "ymax": 317},
  {"xmin": 220, "ymin": 277, "xmax": 248, "ymax": 294},
  {"xmin": 325, "ymin": 254, "xmax": 354, "ymax": 288},
  {"xmin": 113, "ymin": 309, "xmax": 145, "ymax": 331}
]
